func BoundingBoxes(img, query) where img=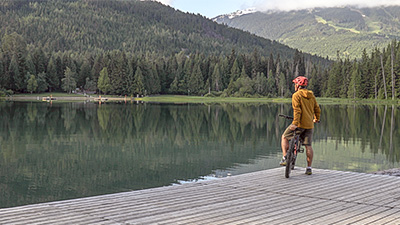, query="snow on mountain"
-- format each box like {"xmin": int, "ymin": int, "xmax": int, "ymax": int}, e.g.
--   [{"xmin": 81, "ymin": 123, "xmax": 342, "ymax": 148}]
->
[{"xmin": 212, "ymin": 8, "xmax": 257, "ymax": 21}]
